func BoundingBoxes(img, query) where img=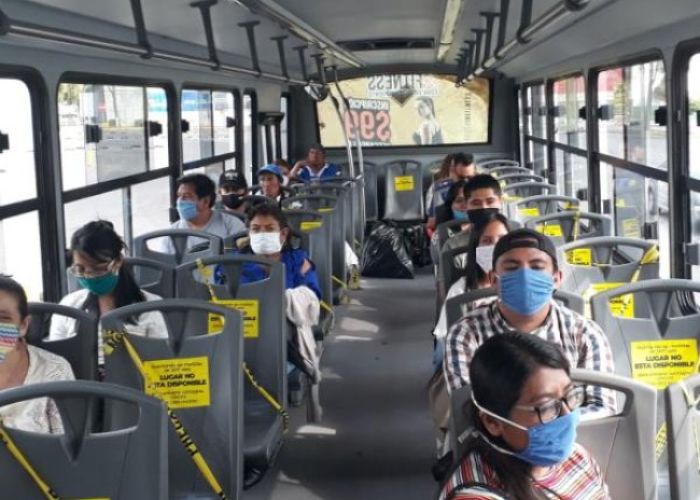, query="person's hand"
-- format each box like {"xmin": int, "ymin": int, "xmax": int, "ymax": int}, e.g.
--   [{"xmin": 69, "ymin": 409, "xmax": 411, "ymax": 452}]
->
[{"xmin": 290, "ymin": 159, "xmax": 307, "ymax": 178}]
